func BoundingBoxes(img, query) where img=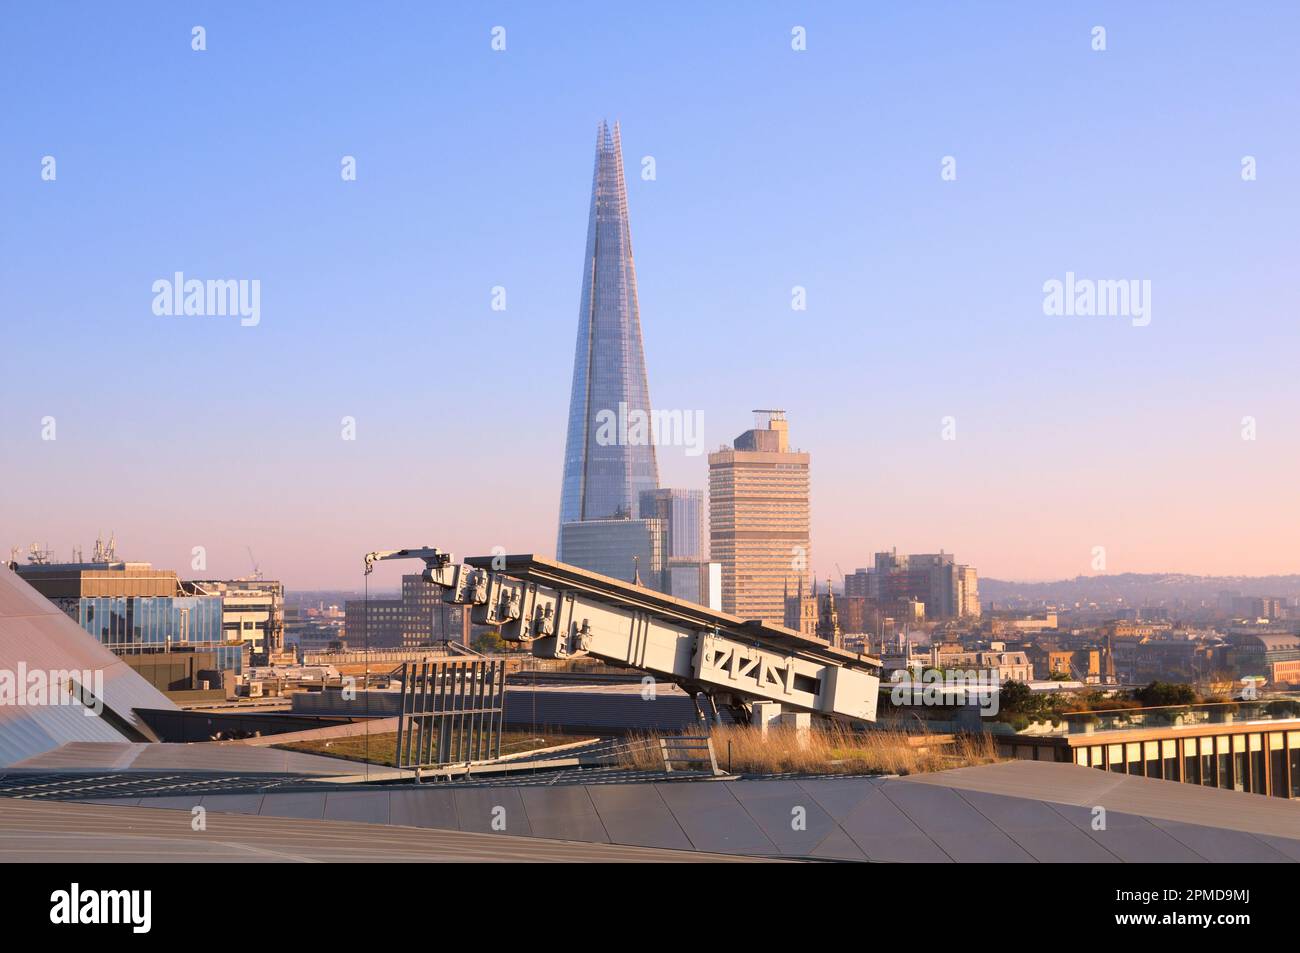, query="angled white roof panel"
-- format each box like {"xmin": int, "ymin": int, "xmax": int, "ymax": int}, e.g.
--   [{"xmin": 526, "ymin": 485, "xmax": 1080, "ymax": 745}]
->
[{"xmin": 0, "ymin": 567, "xmax": 177, "ymax": 766}]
